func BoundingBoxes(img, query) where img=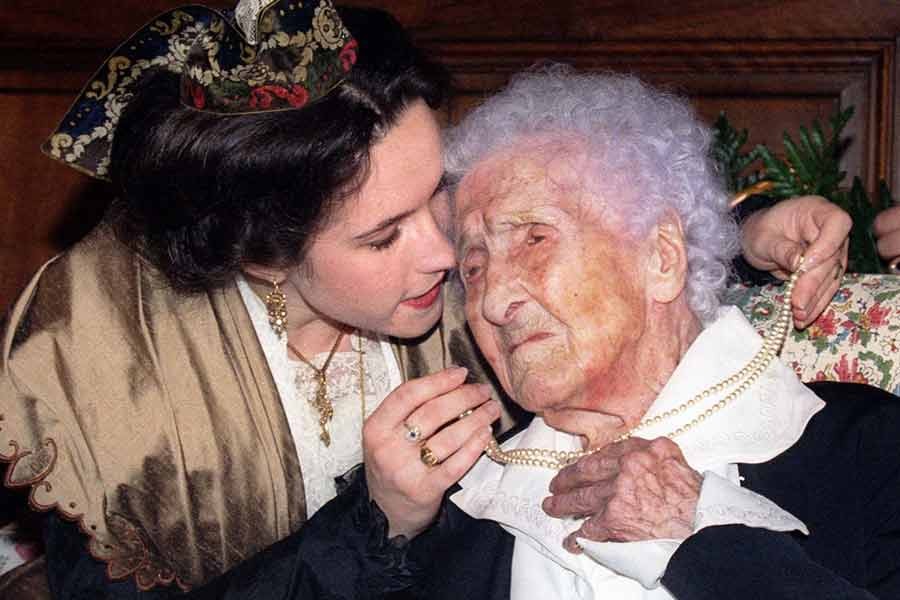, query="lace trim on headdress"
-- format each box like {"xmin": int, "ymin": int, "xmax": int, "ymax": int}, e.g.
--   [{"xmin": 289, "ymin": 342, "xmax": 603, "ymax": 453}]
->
[{"xmin": 234, "ymin": 0, "xmax": 280, "ymax": 45}]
